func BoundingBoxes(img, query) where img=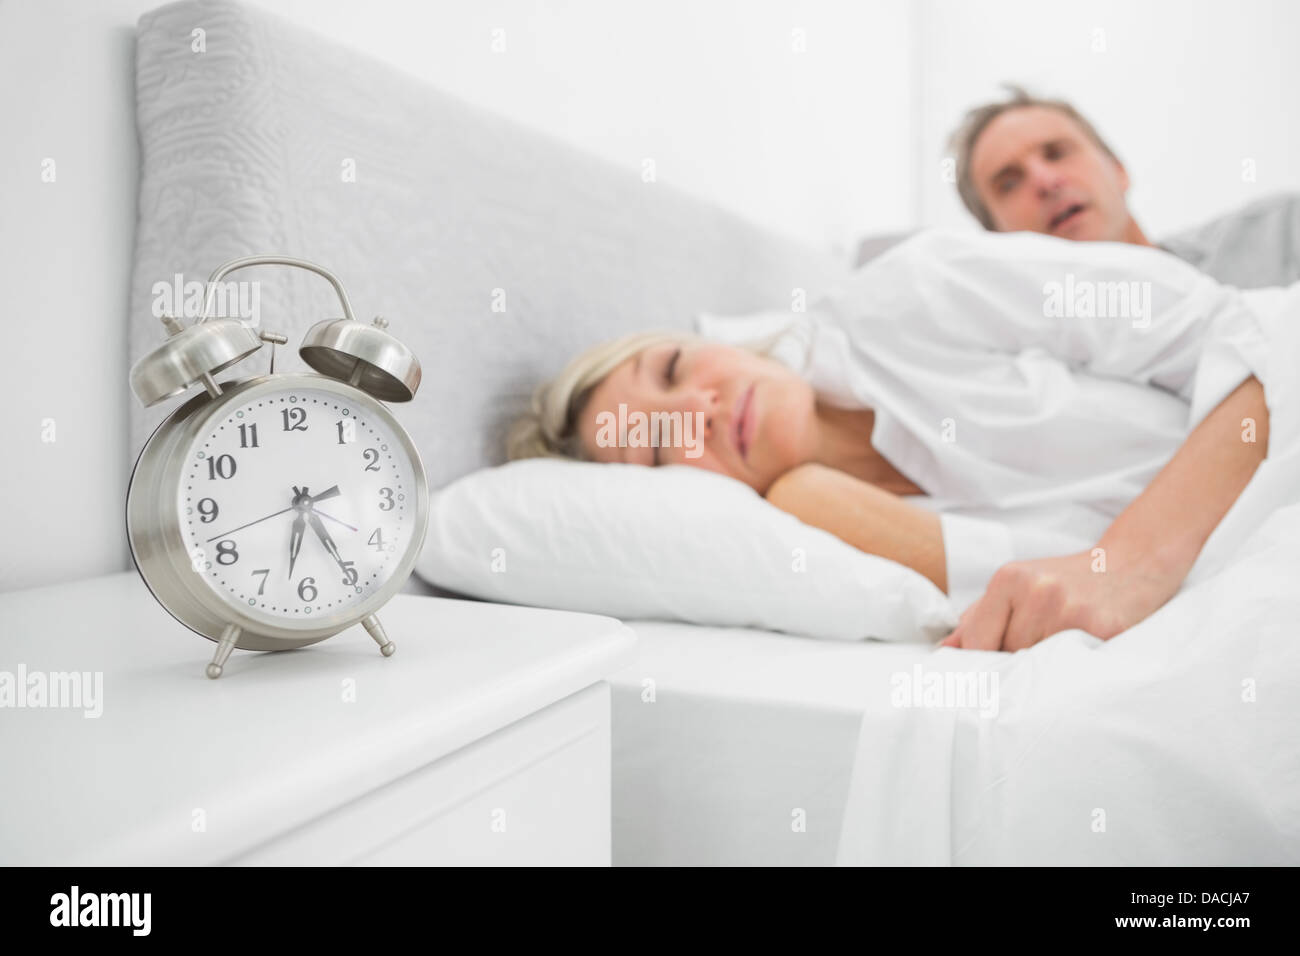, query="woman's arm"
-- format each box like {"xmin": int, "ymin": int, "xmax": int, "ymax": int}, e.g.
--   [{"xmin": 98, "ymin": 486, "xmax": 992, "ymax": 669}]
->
[
  {"xmin": 764, "ymin": 462, "xmax": 948, "ymax": 593},
  {"xmin": 942, "ymin": 375, "xmax": 1269, "ymax": 651}
]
